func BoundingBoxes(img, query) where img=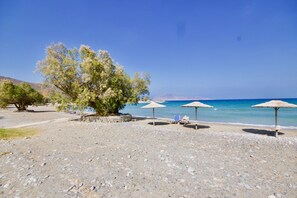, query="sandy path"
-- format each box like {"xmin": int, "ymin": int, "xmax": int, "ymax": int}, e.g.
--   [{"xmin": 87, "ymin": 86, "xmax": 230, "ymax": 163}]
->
[{"xmin": 0, "ymin": 106, "xmax": 80, "ymax": 128}]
